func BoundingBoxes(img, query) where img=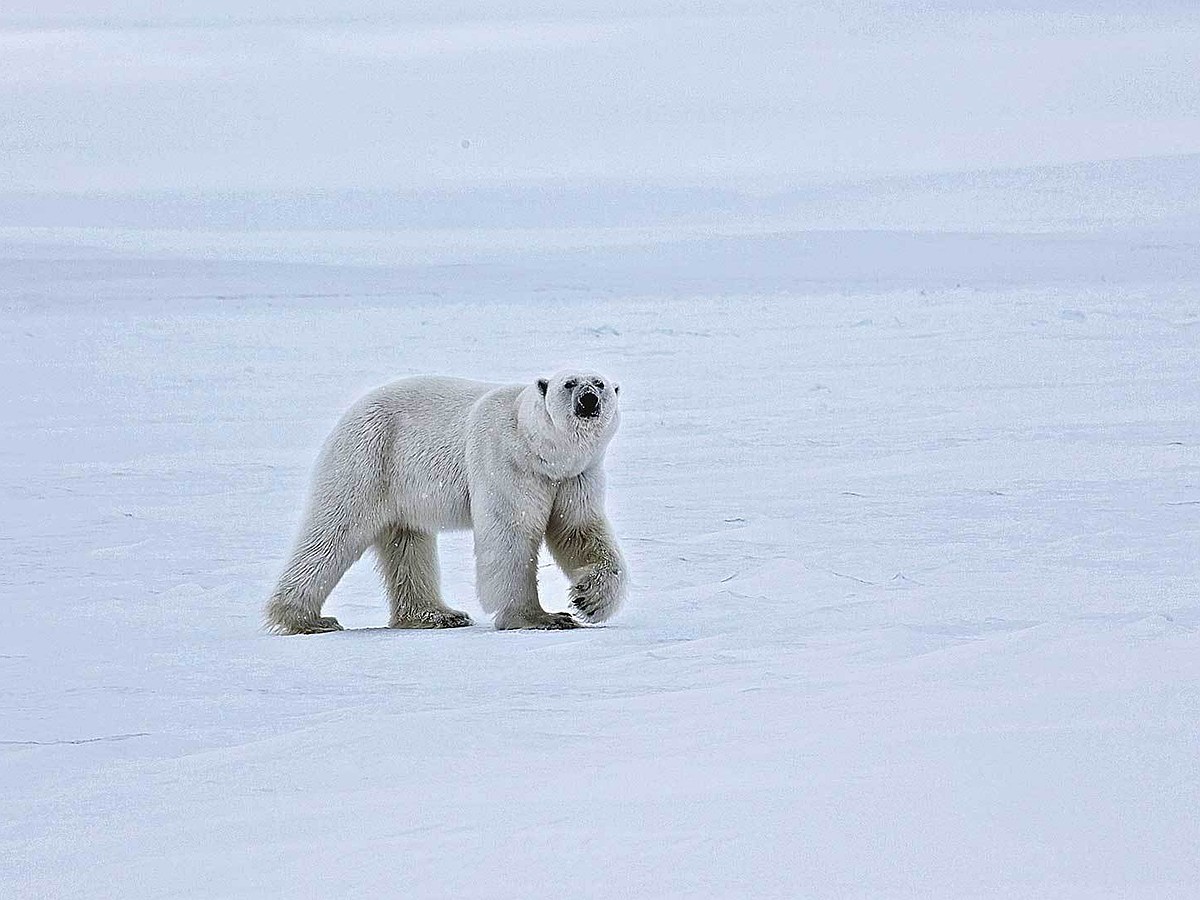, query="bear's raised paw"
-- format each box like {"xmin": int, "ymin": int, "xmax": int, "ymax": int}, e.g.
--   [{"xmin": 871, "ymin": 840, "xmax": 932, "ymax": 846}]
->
[{"xmin": 568, "ymin": 564, "xmax": 621, "ymax": 623}]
